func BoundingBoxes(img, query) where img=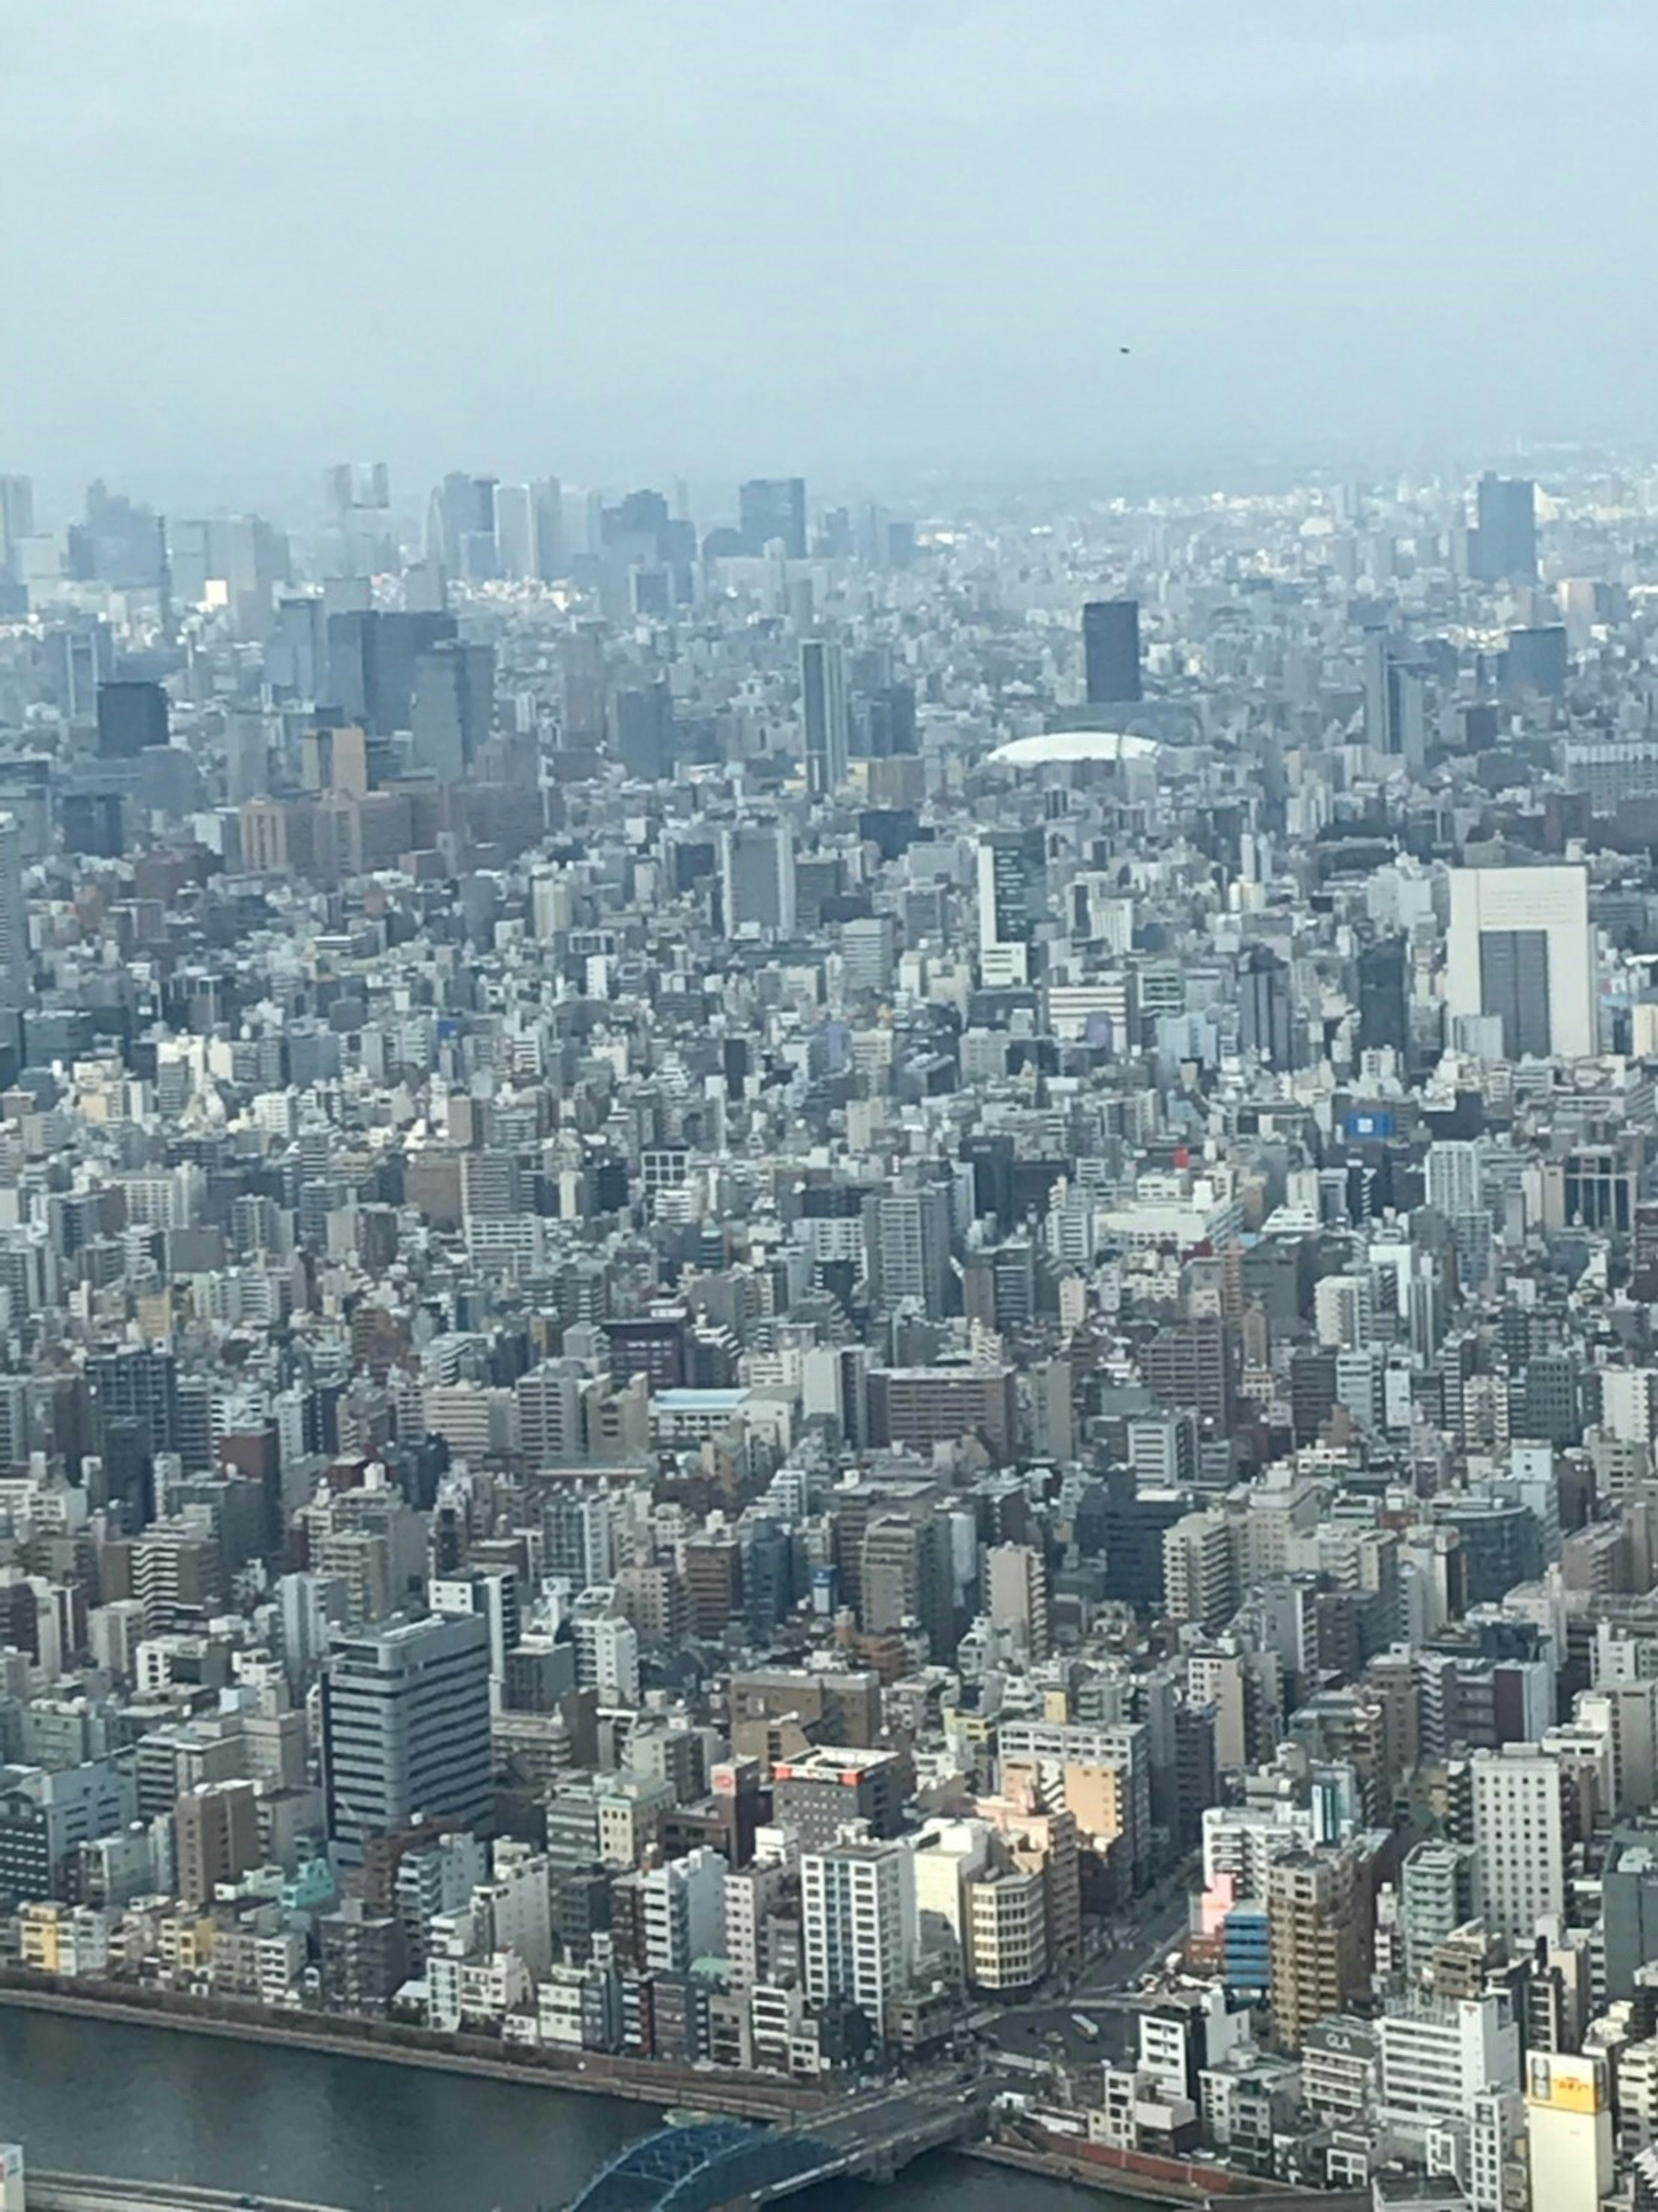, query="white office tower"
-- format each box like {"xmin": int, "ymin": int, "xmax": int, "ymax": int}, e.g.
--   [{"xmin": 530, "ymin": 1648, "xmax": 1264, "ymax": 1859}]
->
[
  {"xmin": 0, "ymin": 2147, "xmax": 22, "ymax": 2212},
  {"xmin": 1376, "ymin": 1991, "xmax": 1520, "ymax": 2145},
  {"xmin": 1446, "ymin": 865, "xmax": 1595, "ymax": 1059},
  {"xmin": 0, "ymin": 811, "xmax": 27, "ymax": 1010},
  {"xmin": 720, "ymin": 820, "xmax": 796, "ymax": 936},
  {"xmin": 1314, "ymin": 1271, "xmax": 1375, "ymax": 1350},
  {"xmin": 1526, "ymin": 2052, "xmax": 1613, "ymax": 2212},
  {"xmin": 570, "ymin": 1595, "xmax": 639, "ymax": 1705},
  {"xmin": 986, "ymin": 1542, "xmax": 1051, "ymax": 1660},
  {"xmin": 801, "ymin": 1829, "xmax": 916, "ymax": 2019},
  {"xmin": 642, "ymin": 1845, "xmax": 727, "ymax": 1973},
  {"xmin": 1426, "ymin": 1140, "xmax": 1482, "ymax": 1220},
  {"xmin": 1470, "ymin": 1746, "xmax": 1564, "ymax": 1943}
]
